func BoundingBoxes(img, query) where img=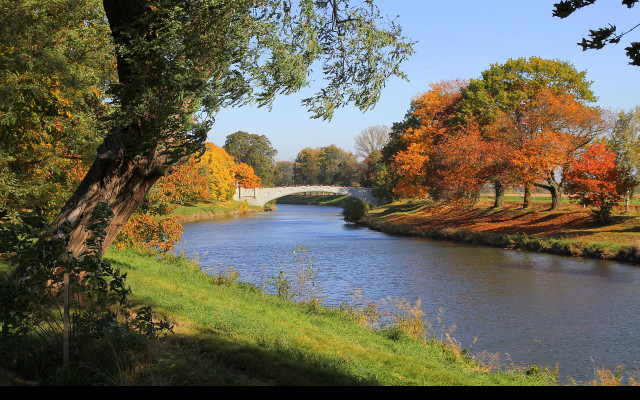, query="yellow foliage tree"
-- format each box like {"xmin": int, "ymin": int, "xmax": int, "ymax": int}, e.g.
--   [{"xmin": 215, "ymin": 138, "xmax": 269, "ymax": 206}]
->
[{"xmin": 198, "ymin": 143, "xmax": 238, "ymax": 201}]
